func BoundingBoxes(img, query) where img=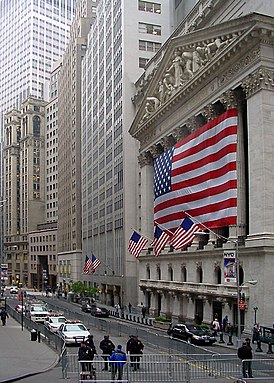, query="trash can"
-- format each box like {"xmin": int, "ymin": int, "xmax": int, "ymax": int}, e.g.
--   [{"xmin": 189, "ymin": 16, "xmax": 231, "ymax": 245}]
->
[{"xmin": 31, "ymin": 329, "xmax": 37, "ymax": 341}]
